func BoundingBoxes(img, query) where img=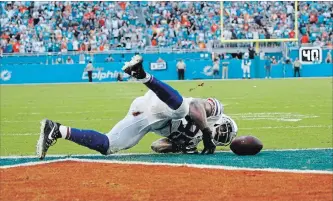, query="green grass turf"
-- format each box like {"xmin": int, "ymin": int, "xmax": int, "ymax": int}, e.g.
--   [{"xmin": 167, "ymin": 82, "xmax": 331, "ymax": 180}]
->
[{"xmin": 0, "ymin": 78, "xmax": 332, "ymax": 156}]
